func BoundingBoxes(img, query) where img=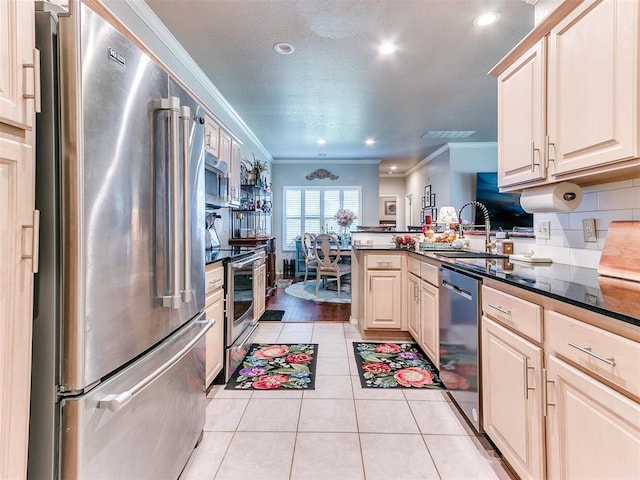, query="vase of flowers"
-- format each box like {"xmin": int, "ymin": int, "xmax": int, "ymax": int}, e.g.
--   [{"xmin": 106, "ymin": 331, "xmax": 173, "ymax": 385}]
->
[{"xmin": 334, "ymin": 209, "xmax": 357, "ymax": 247}]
